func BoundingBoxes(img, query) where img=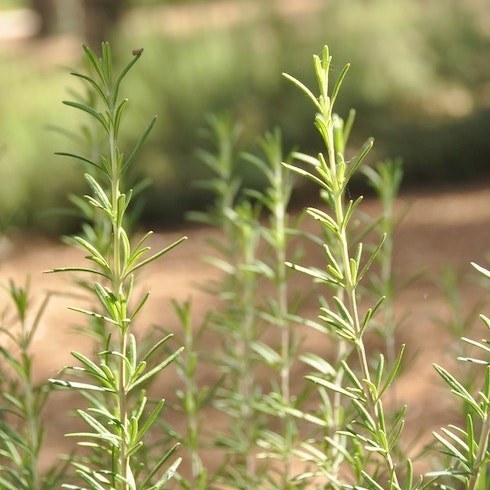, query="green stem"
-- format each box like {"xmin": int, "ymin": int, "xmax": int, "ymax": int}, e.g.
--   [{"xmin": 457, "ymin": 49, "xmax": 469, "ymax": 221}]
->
[
  {"xmin": 23, "ymin": 351, "xmax": 41, "ymax": 490},
  {"xmin": 242, "ymin": 245, "xmax": 257, "ymax": 479},
  {"xmin": 276, "ymin": 215, "xmax": 289, "ymax": 404},
  {"xmin": 329, "ymin": 128, "xmax": 400, "ymax": 487},
  {"xmin": 342, "ymin": 198, "xmax": 400, "ymax": 488},
  {"xmin": 108, "ymin": 94, "xmax": 130, "ymax": 489},
  {"xmin": 184, "ymin": 352, "xmax": 201, "ymax": 481},
  {"xmin": 118, "ymin": 331, "xmax": 130, "ymax": 489},
  {"xmin": 274, "ymin": 175, "xmax": 294, "ymax": 484},
  {"xmin": 469, "ymin": 411, "xmax": 490, "ymax": 490}
]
